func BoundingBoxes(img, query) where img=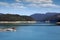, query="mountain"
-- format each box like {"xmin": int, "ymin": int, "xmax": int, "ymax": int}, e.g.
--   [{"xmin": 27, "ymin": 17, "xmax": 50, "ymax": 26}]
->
[
  {"xmin": 31, "ymin": 13, "xmax": 45, "ymax": 21},
  {"xmin": 31, "ymin": 13, "xmax": 60, "ymax": 22},
  {"xmin": 0, "ymin": 14, "xmax": 35, "ymax": 21},
  {"xmin": 46, "ymin": 13, "xmax": 60, "ymax": 22}
]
